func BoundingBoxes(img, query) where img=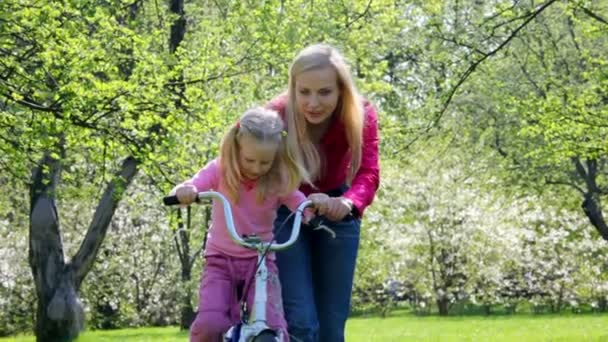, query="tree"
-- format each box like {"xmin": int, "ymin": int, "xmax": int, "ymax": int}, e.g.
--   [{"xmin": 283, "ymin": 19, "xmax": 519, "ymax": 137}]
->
[
  {"xmin": 1, "ymin": 1, "xmax": 183, "ymax": 339},
  {"xmin": 450, "ymin": 1, "xmax": 608, "ymax": 239}
]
